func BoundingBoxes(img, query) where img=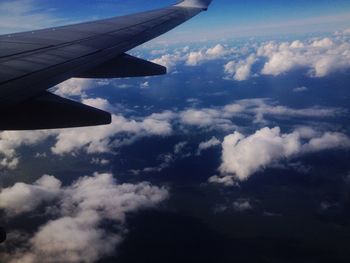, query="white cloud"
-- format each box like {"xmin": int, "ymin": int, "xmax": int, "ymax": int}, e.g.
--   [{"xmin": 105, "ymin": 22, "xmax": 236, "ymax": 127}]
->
[
  {"xmin": 151, "ymin": 44, "xmax": 232, "ymax": 70},
  {"xmin": 293, "ymin": 86, "xmax": 308, "ymax": 93},
  {"xmin": 180, "ymin": 98, "xmax": 342, "ymax": 129},
  {"xmin": 290, "ymin": 40, "xmax": 304, "ymax": 49},
  {"xmin": 0, "ymin": 158, "xmax": 19, "ymax": 170},
  {"xmin": 311, "ymin": 37, "xmax": 334, "ymax": 48},
  {"xmin": 208, "ymin": 174, "xmax": 238, "ymax": 187},
  {"xmin": 140, "ymin": 81, "xmax": 149, "ymax": 89},
  {"xmin": 197, "ymin": 137, "xmax": 221, "ymax": 155},
  {"xmin": 0, "ymin": 175, "xmax": 61, "ymax": 216},
  {"xmin": 186, "ymin": 51, "xmax": 206, "ymax": 66},
  {"xmin": 180, "ymin": 108, "xmax": 221, "ymax": 127},
  {"xmin": 258, "ymin": 37, "xmax": 350, "ymax": 77},
  {"xmin": 174, "ymin": 141, "xmax": 187, "ymax": 154},
  {"xmin": 303, "ymin": 132, "xmax": 350, "ymax": 152},
  {"xmin": 219, "ymin": 127, "xmax": 301, "ymax": 181},
  {"xmin": 0, "ymin": 105, "xmax": 173, "ymax": 167},
  {"xmin": 215, "ymin": 127, "xmax": 350, "ymax": 183},
  {"xmin": 233, "ymin": 199, "xmax": 253, "ymax": 212},
  {"xmin": 150, "ymin": 35, "xmax": 350, "ymax": 82},
  {"xmin": 91, "ymin": 158, "xmax": 110, "ymax": 165},
  {"xmin": 151, "ymin": 53, "xmax": 183, "ymax": 71},
  {"xmin": 81, "ymin": 97, "xmax": 117, "ymax": 114},
  {"xmin": 1, "ymin": 173, "xmax": 169, "ymax": 263},
  {"xmin": 54, "ymin": 78, "xmax": 94, "ymax": 98},
  {"xmin": 186, "ymin": 44, "xmax": 228, "ymax": 66},
  {"xmin": 51, "ymin": 113, "xmax": 172, "ymax": 155},
  {"xmin": 224, "ymin": 54, "xmax": 256, "ymax": 81},
  {"xmin": 0, "ymin": 130, "xmax": 51, "ymax": 169}
]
